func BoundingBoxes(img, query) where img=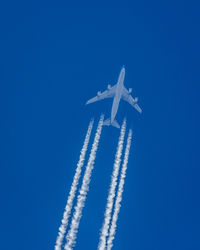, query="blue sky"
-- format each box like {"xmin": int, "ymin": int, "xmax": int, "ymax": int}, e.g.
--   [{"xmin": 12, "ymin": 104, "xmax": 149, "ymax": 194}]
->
[{"xmin": 1, "ymin": 1, "xmax": 200, "ymax": 250}]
